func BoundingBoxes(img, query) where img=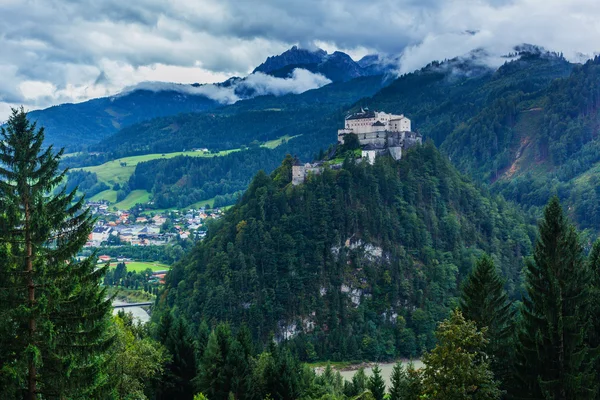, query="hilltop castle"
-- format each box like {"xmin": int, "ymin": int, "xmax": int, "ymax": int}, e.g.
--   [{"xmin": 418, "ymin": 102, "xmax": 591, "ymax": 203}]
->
[
  {"xmin": 338, "ymin": 110, "xmax": 422, "ymax": 164},
  {"xmin": 292, "ymin": 110, "xmax": 422, "ymax": 185}
]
